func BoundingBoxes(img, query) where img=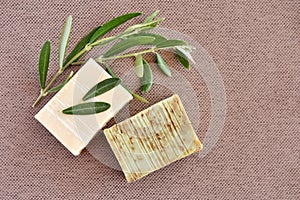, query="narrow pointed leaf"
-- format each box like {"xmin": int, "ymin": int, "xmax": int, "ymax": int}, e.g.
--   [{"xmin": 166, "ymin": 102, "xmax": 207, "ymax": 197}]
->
[
  {"xmin": 83, "ymin": 78, "xmax": 121, "ymax": 101},
  {"xmin": 63, "ymin": 102, "xmax": 110, "ymax": 115},
  {"xmin": 38, "ymin": 40, "xmax": 51, "ymax": 89},
  {"xmin": 48, "ymin": 71, "xmax": 74, "ymax": 93},
  {"xmin": 176, "ymin": 46, "xmax": 195, "ymax": 64},
  {"xmin": 156, "ymin": 53, "xmax": 171, "ymax": 77},
  {"xmin": 64, "ymin": 26, "xmax": 100, "ymax": 66},
  {"xmin": 144, "ymin": 10, "xmax": 160, "ymax": 23},
  {"xmin": 128, "ymin": 33, "xmax": 167, "ymax": 45},
  {"xmin": 141, "ymin": 59, "xmax": 153, "ymax": 93},
  {"xmin": 131, "ymin": 93, "xmax": 149, "ymax": 103},
  {"xmin": 156, "ymin": 39, "xmax": 186, "ymax": 48},
  {"xmin": 59, "ymin": 16, "xmax": 72, "ymax": 69},
  {"xmin": 123, "ymin": 18, "xmax": 164, "ymax": 34},
  {"xmin": 175, "ymin": 48, "xmax": 190, "ymax": 70},
  {"xmin": 89, "ymin": 12, "xmax": 141, "ymax": 43},
  {"xmin": 103, "ymin": 36, "xmax": 155, "ymax": 58},
  {"xmin": 134, "ymin": 54, "xmax": 143, "ymax": 77}
]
